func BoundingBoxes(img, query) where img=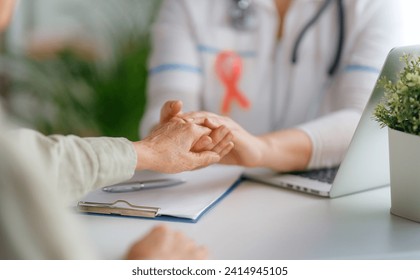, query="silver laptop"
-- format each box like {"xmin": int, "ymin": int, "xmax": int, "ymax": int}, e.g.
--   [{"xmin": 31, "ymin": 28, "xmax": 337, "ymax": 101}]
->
[{"xmin": 243, "ymin": 45, "xmax": 420, "ymax": 198}]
